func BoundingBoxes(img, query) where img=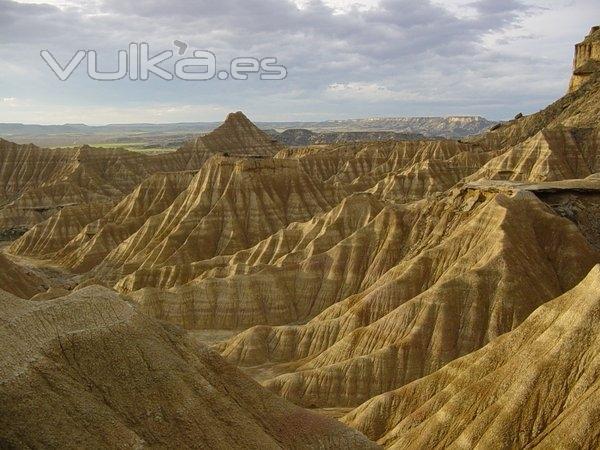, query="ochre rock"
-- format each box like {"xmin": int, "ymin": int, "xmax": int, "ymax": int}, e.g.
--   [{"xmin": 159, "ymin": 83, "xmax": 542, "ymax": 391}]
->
[
  {"xmin": 0, "ymin": 286, "xmax": 377, "ymax": 449},
  {"xmin": 0, "ymin": 253, "xmax": 45, "ymax": 299},
  {"xmin": 569, "ymin": 26, "xmax": 600, "ymax": 93},
  {"xmin": 343, "ymin": 265, "xmax": 600, "ymax": 449},
  {"xmin": 218, "ymin": 188, "xmax": 597, "ymax": 407}
]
